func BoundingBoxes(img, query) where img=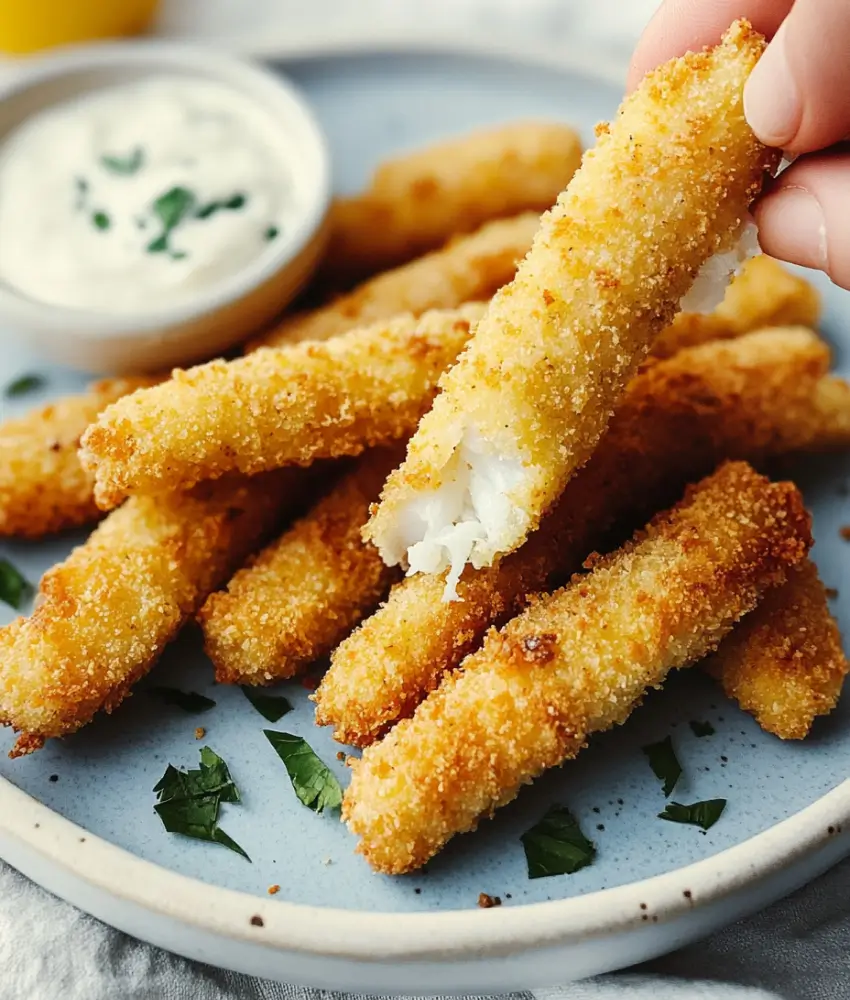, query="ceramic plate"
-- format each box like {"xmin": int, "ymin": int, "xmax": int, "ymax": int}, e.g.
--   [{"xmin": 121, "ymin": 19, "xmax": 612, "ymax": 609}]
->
[{"xmin": 1, "ymin": 46, "xmax": 850, "ymax": 996}]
